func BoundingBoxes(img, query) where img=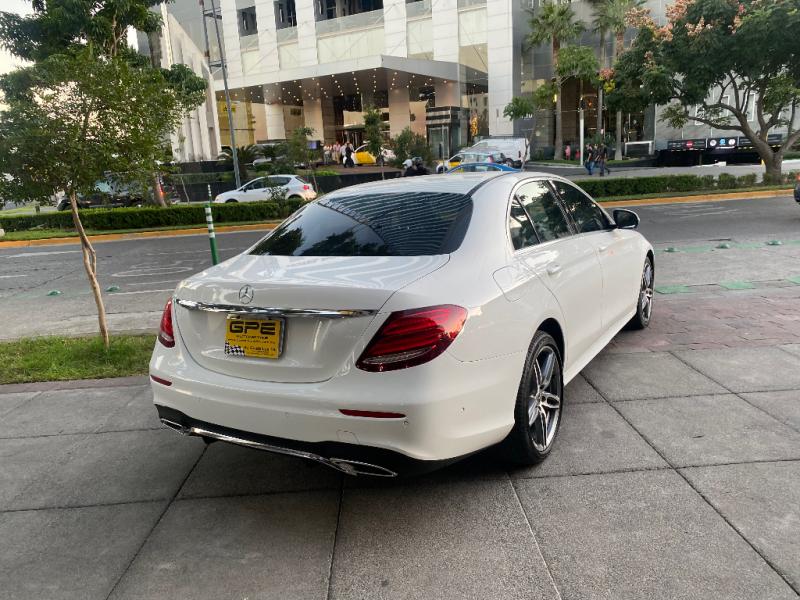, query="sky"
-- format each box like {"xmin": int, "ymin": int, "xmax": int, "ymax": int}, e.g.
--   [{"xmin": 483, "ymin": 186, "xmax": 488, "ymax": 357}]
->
[{"xmin": 0, "ymin": 0, "xmax": 30, "ymax": 75}]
